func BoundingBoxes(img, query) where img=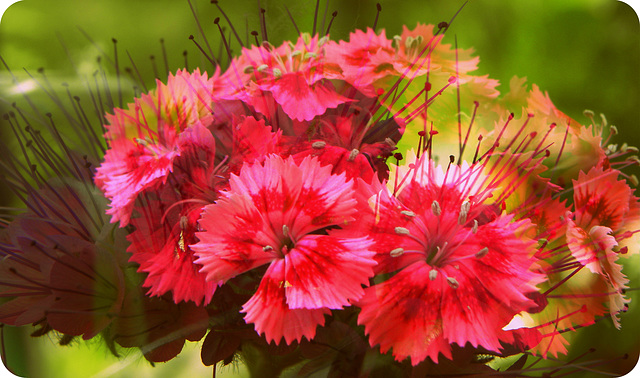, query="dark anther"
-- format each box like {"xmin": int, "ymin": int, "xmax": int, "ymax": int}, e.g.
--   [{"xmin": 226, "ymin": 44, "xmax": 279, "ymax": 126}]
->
[
  {"xmin": 449, "ymin": 155, "xmax": 455, "ymax": 163},
  {"xmin": 183, "ymin": 50, "xmax": 188, "ymax": 56},
  {"xmin": 251, "ymin": 31, "xmax": 259, "ymax": 36},
  {"xmin": 376, "ymin": 3, "xmax": 382, "ymax": 11},
  {"xmin": 25, "ymin": 140, "xmax": 32, "ymax": 147},
  {"xmin": 112, "ymin": 38, "xmax": 117, "ymax": 43},
  {"xmin": 332, "ymin": 11, "xmax": 337, "ymax": 17},
  {"xmin": 394, "ymin": 152, "xmax": 403, "ymax": 161},
  {"xmin": 260, "ymin": 8, "xmax": 266, "ymax": 13},
  {"xmin": 438, "ymin": 21, "xmax": 448, "ymax": 29},
  {"xmin": 30, "ymin": 164, "xmax": 37, "ymax": 172},
  {"xmin": 214, "ymin": 17, "xmax": 220, "ymax": 24},
  {"xmin": 589, "ymin": 347, "xmax": 596, "ymax": 352},
  {"xmin": 211, "ymin": 0, "xmax": 218, "ymax": 3},
  {"xmin": 188, "ymin": 35, "xmax": 195, "ymax": 40},
  {"xmin": 37, "ymin": 67, "xmax": 44, "ymax": 73},
  {"xmin": 73, "ymin": 96, "xmax": 80, "ymax": 101},
  {"xmin": 418, "ymin": 130, "xmax": 426, "ymax": 137},
  {"xmin": 45, "ymin": 112, "xmax": 52, "ymax": 118}
]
